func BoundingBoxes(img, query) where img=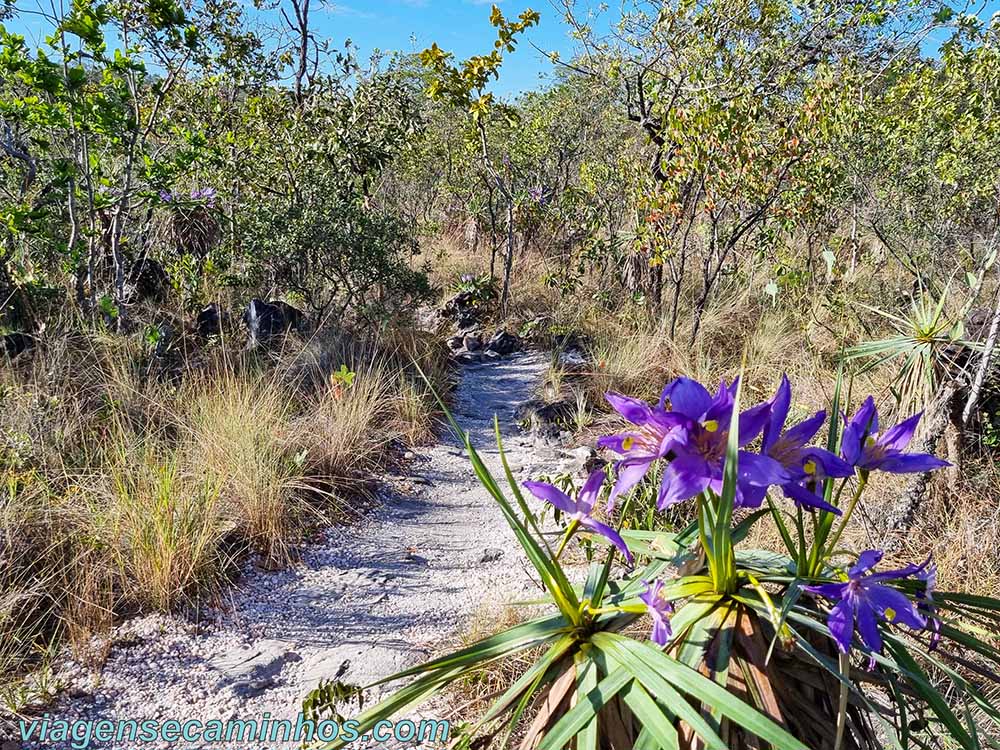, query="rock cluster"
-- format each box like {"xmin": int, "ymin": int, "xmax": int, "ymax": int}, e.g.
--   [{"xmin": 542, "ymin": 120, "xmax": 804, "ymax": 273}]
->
[{"xmin": 438, "ymin": 289, "xmax": 522, "ymax": 365}]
